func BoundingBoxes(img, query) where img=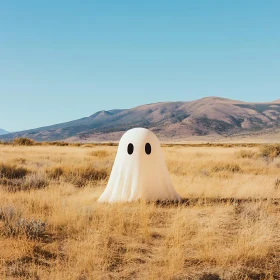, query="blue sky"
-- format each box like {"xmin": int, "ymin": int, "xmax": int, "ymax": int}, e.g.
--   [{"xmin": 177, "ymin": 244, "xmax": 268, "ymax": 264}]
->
[{"xmin": 1, "ymin": 1, "xmax": 279, "ymax": 131}]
